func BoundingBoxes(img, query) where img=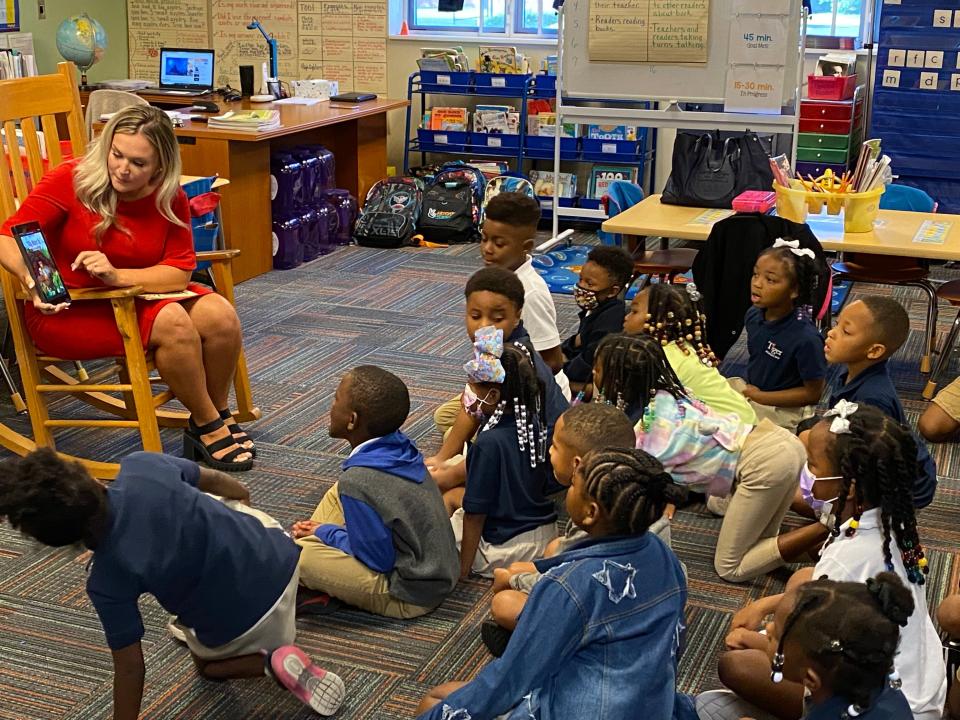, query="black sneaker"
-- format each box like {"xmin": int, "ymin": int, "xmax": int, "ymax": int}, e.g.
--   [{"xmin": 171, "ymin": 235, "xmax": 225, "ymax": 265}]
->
[
  {"xmin": 295, "ymin": 587, "xmax": 343, "ymax": 617},
  {"xmin": 481, "ymin": 619, "xmax": 513, "ymax": 658}
]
